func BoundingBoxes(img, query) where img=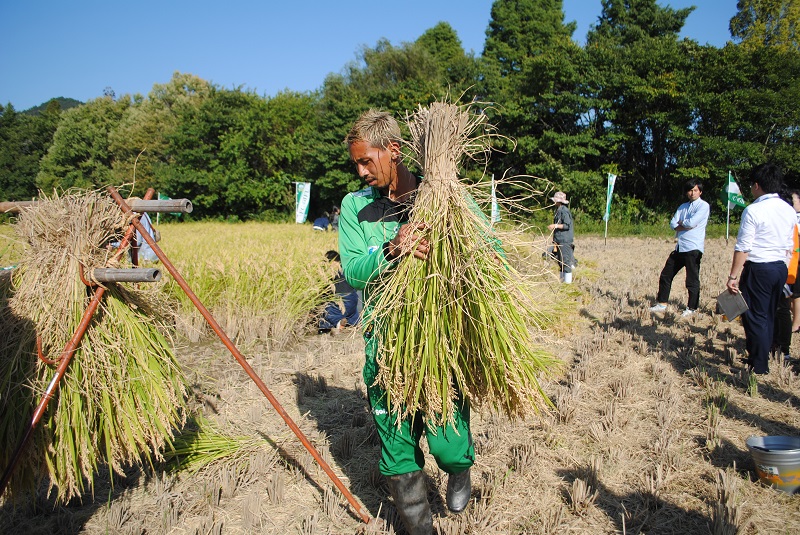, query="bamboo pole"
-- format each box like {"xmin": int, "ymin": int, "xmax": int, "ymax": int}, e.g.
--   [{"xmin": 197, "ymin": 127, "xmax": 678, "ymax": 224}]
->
[{"xmin": 89, "ymin": 268, "xmax": 161, "ymax": 283}]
